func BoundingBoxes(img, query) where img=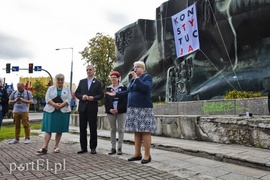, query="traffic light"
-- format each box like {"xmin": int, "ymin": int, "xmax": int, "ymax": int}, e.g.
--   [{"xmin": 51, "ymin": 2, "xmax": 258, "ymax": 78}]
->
[
  {"xmin": 28, "ymin": 63, "xmax": 33, "ymax": 73},
  {"xmin": 6, "ymin": 63, "xmax": 11, "ymax": 73}
]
